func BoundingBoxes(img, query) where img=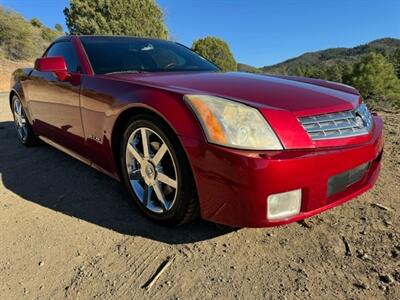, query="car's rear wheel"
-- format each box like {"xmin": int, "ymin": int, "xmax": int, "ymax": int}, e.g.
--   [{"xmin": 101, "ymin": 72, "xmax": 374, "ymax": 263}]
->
[
  {"xmin": 120, "ymin": 114, "xmax": 199, "ymax": 226},
  {"xmin": 11, "ymin": 95, "xmax": 39, "ymax": 146}
]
